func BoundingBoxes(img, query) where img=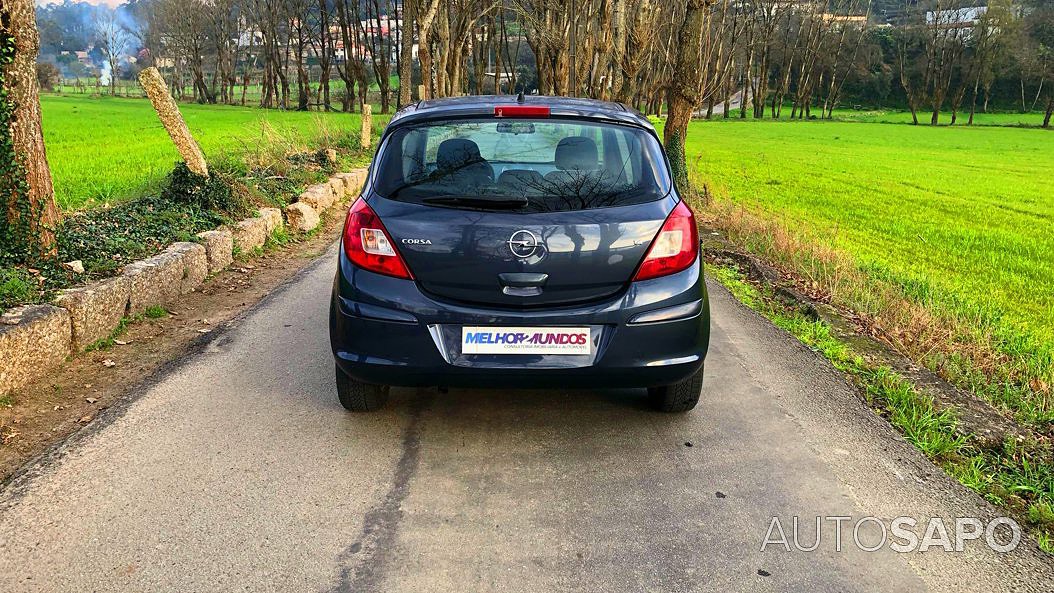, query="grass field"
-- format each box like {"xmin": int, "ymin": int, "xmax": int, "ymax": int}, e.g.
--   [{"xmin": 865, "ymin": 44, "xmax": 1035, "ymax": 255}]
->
[
  {"xmin": 708, "ymin": 106, "xmax": 1049, "ymax": 128},
  {"xmin": 685, "ymin": 117, "xmax": 1053, "ymax": 428},
  {"xmin": 40, "ymin": 95, "xmax": 377, "ymax": 210},
  {"xmin": 827, "ymin": 108, "xmax": 1049, "ymax": 127}
]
